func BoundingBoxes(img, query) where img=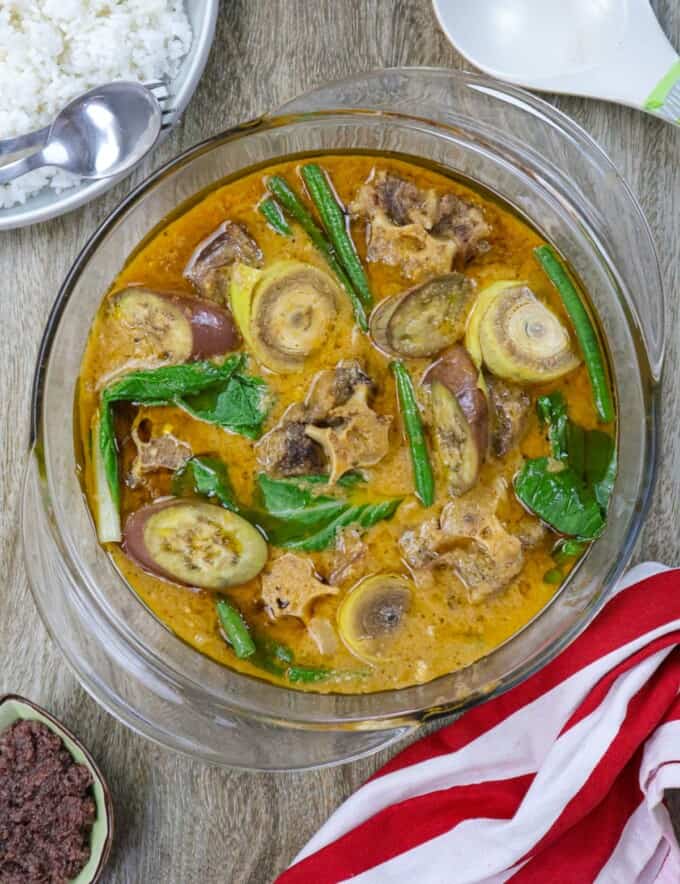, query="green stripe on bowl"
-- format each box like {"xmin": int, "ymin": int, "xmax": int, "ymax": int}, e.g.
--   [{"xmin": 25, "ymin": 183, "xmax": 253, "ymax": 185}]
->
[{"xmin": 644, "ymin": 59, "xmax": 680, "ymax": 110}]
